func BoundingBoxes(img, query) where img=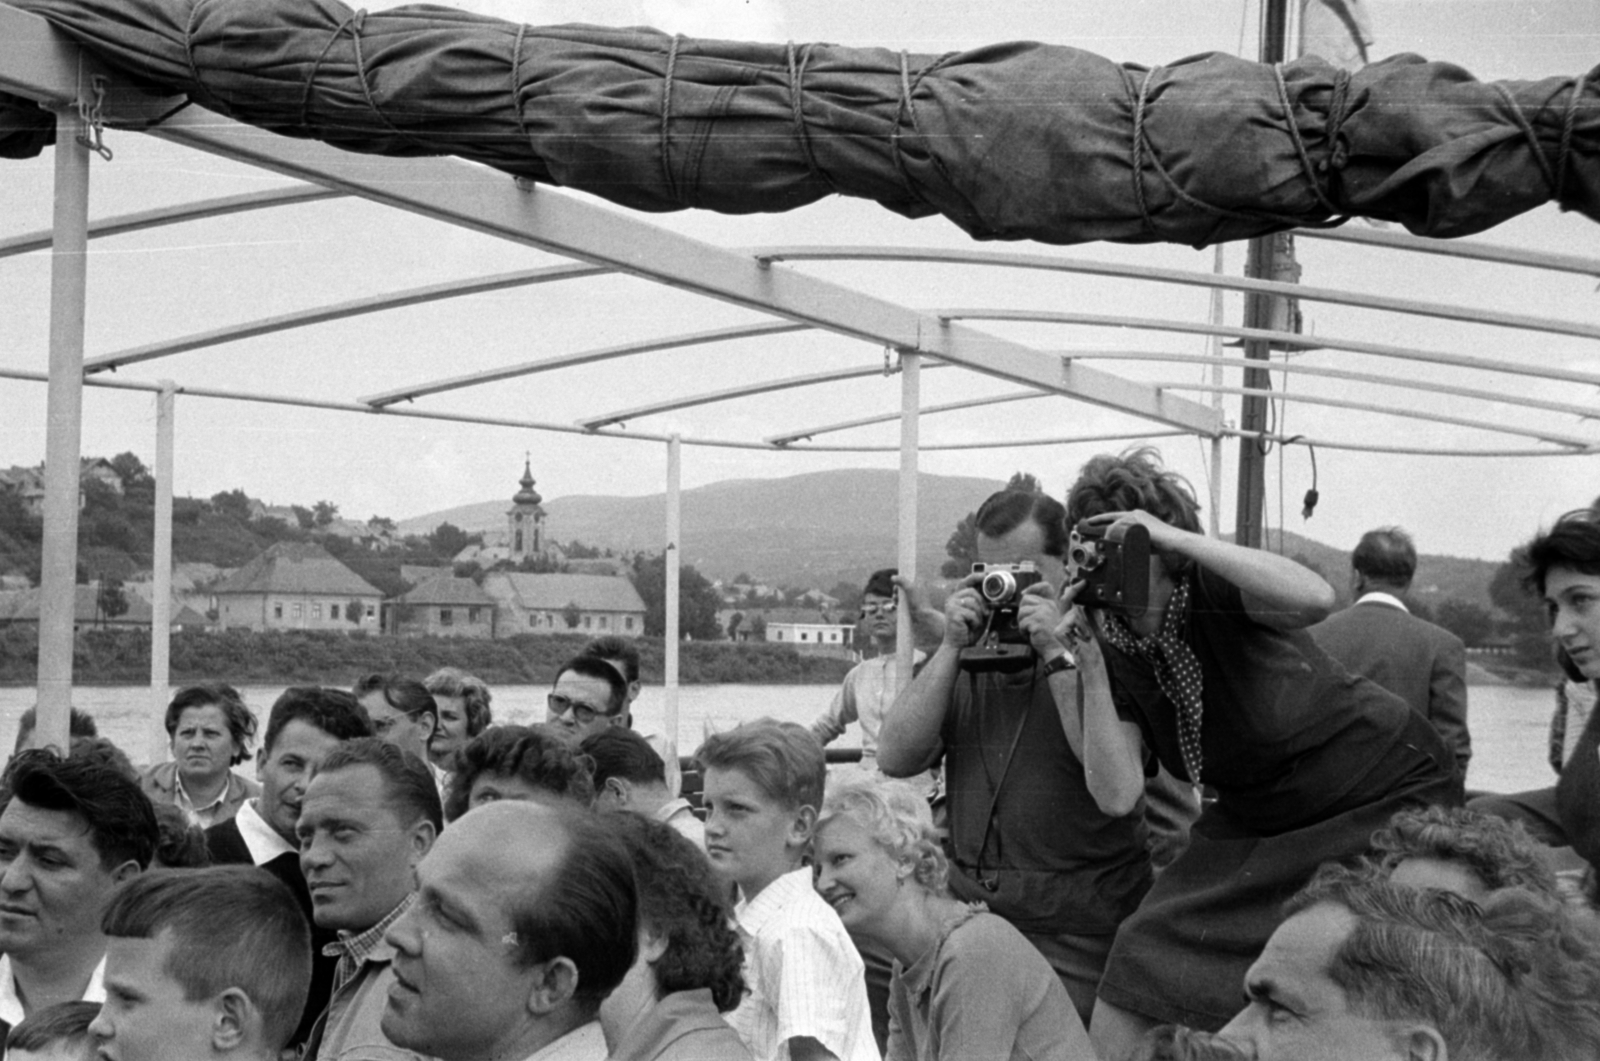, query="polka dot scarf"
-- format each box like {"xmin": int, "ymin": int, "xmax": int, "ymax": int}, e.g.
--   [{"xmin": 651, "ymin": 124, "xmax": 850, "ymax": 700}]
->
[{"xmin": 1100, "ymin": 575, "xmax": 1206, "ymax": 786}]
